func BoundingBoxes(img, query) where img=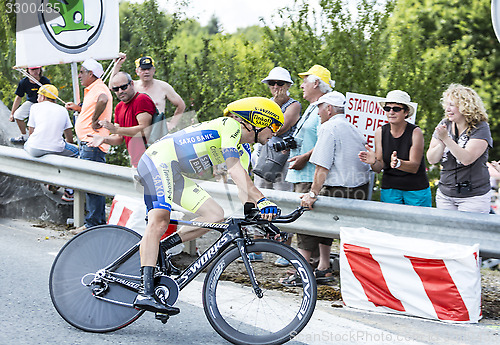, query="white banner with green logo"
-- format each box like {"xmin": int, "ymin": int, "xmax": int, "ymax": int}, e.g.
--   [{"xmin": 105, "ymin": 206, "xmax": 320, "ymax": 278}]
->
[{"xmin": 15, "ymin": 0, "xmax": 119, "ymax": 67}]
